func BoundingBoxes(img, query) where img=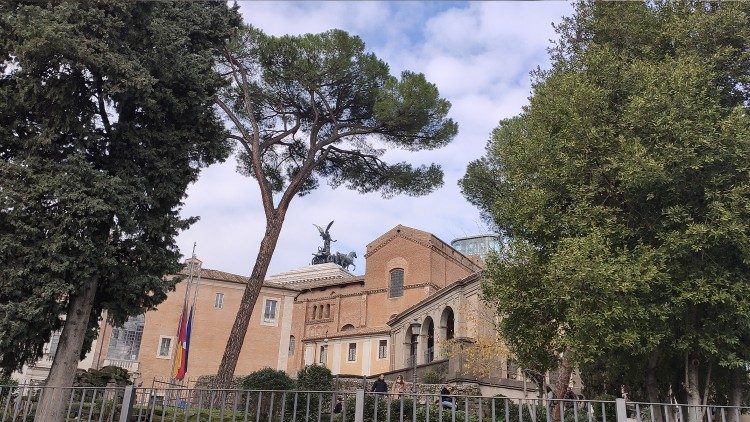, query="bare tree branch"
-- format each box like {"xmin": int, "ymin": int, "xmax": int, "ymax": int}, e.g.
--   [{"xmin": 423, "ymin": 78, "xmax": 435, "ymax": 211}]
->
[
  {"xmin": 215, "ymin": 98, "xmax": 254, "ymax": 156},
  {"xmin": 223, "ymin": 50, "xmax": 275, "ymax": 217}
]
